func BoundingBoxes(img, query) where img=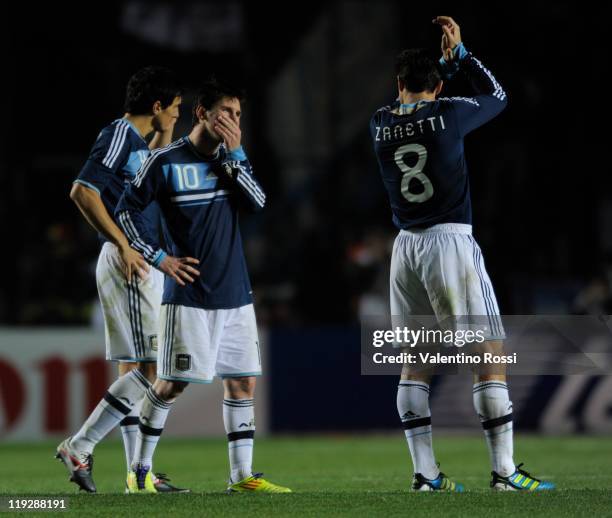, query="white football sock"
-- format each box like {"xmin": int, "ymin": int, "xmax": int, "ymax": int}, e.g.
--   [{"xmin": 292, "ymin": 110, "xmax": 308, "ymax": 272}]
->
[
  {"xmin": 71, "ymin": 369, "xmax": 149, "ymax": 454},
  {"xmin": 397, "ymin": 381, "xmax": 439, "ymax": 480},
  {"xmin": 120, "ymin": 371, "xmax": 150, "ymax": 471},
  {"xmin": 223, "ymin": 398, "xmax": 255, "ymax": 483},
  {"xmin": 131, "ymin": 387, "xmax": 173, "ymax": 469},
  {"xmin": 120, "ymin": 404, "xmax": 141, "ymax": 472},
  {"xmin": 473, "ymin": 380, "xmax": 515, "ymax": 477}
]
